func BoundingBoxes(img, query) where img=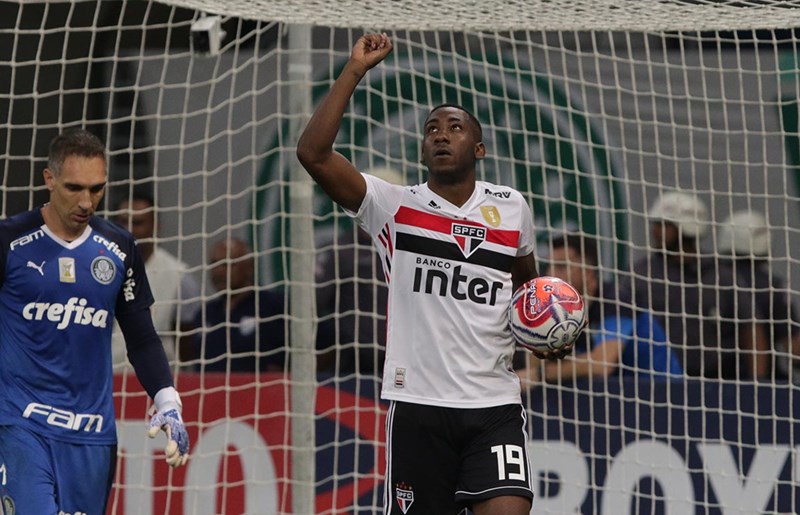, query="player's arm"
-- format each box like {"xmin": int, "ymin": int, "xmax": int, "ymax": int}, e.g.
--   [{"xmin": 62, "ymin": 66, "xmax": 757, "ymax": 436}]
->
[
  {"xmin": 510, "ymin": 252, "xmax": 537, "ymax": 292},
  {"xmin": 118, "ymin": 308, "xmax": 190, "ymax": 467},
  {"xmin": 296, "ymin": 33, "xmax": 392, "ymax": 213},
  {"xmin": 118, "ymin": 308, "xmax": 172, "ymax": 394}
]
